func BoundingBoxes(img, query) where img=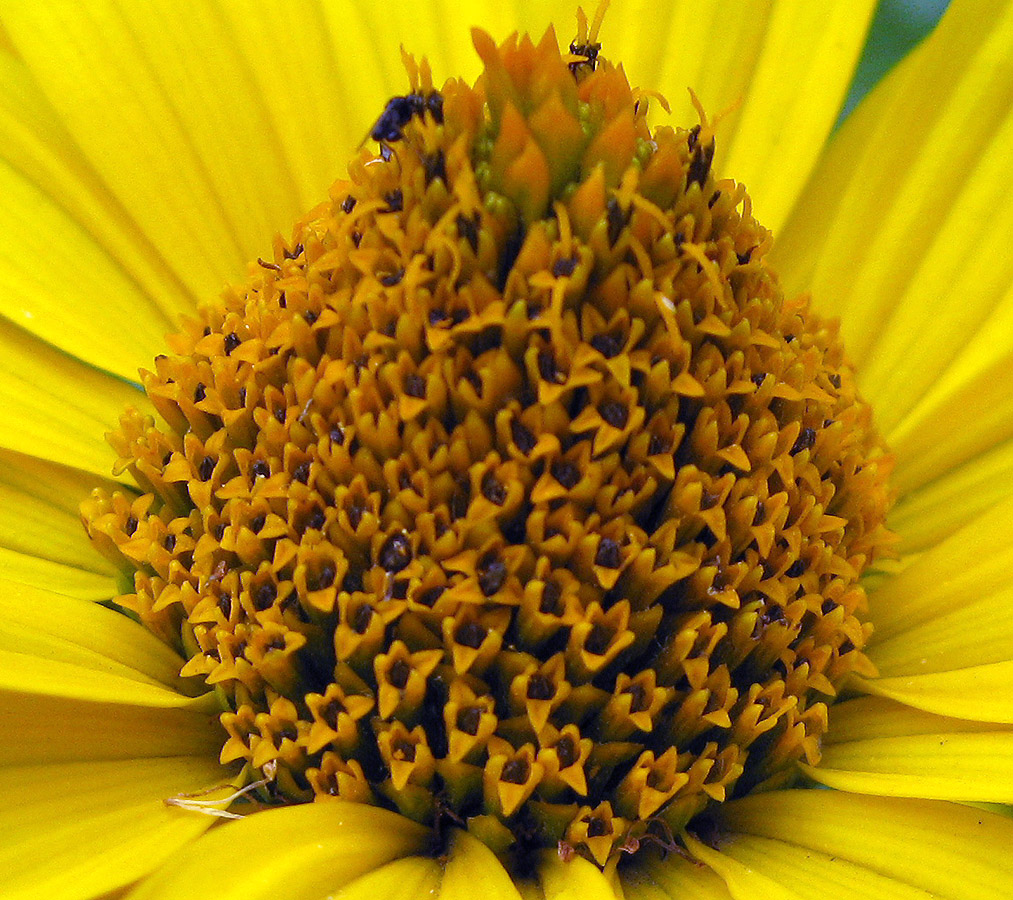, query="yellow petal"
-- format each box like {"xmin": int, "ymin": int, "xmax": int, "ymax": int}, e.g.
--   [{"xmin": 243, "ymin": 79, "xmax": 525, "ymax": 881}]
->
[
  {"xmin": 719, "ymin": 790, "xmax": 1013, "ymax": 900},
  {"xmin": 0, "ymin": 323, "xmax": 140, "ymax": 478},
  {"xmin": 125, "ymin": 802, "xmax": 430, "ymax": 900},
  {"xmin": 335, "ymin": 855, "xmax": 443, "ymax": 900},
  {"xmin": 0, "ymin": 580, "xmax": 187, "ymax": 688},
  {"xmin": 682, "ymin": 831, "xmax": 798, "ymax": 900},
  {"xmin": 853, "ymin": 660, "xmax": 1013, "ymax": 725},
  {"xmin": 867, "ymin": 496, "xmax": 1013, "ymax": 644},
  {"xmin": 0, "ymin": 546, "xmax": 115, "ymax": 600},
  {"xmin": 604, "ymin": 0, "xmax": 875, "ymax": 233},
  {"xmin": 1, "ymin": 756, "xmax": 225, "ymax": 900},
  {"xmin": 0, "ymin": 449, "xmax": 120, "ymax": 575},
  {"xmin": 775, "ymin": 0, "xmax": 1013, "ymax": 474},
  {"xmin": 808, "ymin": 697, "xmax": 1013, "ymax": 802},
  {"xmin": 439, "ymin": 830, "xmax": 523, "ymax": 900},
  {"xmin": 538, "ymin": 850, "xmax": 618, "ymax": 900},
  {"xmin": 628, "ymin": 854, "xmax": 736, "ymax": 900}
]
